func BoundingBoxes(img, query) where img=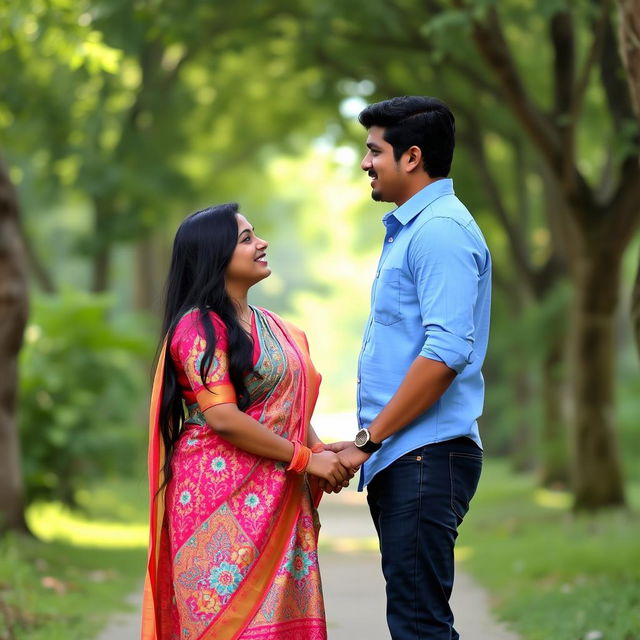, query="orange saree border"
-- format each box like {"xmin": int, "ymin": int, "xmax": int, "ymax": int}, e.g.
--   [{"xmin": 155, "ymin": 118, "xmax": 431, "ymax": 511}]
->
[
  {"xmin": 196, "ymin": 386, "xmax": 236, "ymax": 411},
  {"xmin": 276, "ymin": 315, "xmax": 322, "ymax": 436},
  {"xmin": 141, "ymin": 343, "xmax": 167, "ymax": 640}
]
